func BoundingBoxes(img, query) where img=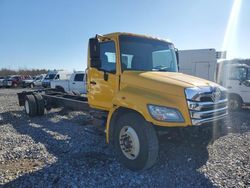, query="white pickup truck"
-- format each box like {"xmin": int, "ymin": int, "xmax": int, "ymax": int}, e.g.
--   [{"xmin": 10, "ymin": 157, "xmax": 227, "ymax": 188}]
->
[{"xmin": 51, "ymin": 71, "xmax": 86, "ymax": 94}]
